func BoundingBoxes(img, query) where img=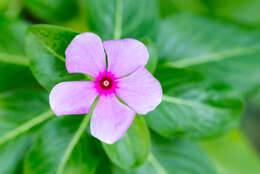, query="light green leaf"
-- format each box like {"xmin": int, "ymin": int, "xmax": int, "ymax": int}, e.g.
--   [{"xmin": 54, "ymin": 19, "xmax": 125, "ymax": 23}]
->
[
  {"xmin": 22, "ymin": 0, "xmax": 78, "ymax": 23},
  {"xmin": 0, "ymin": 89, "xmax": 53, "ymax": 174},
  {"xmin": 24, "ymin": 116, "xmax": 101, "ymax": 174},
  {"xmin": 207, "ymin": 0, "xmax": 260, "ymax": 27},
  {"xmin": 85, "ymin": 0, "xmax": 159, "ymax": 40},
  {"xmin": 159, "ymin": 13, "xmax": 260, "ymax": 96},
  {"xmin": 201, "ymin": 130, "xmax": 260, "ymax": 174},
  {"xmin": 26, "ymin": 25, "xmax": 86, "ymax": 91},
  {"xmin": 145, "ymin": 67, "xmax": 243, "ymax": 139},
  {"xmin": 113, "ymin": 135, "xmax": 217, "ymax": 174},
  {"xmin": 102, "ymin": 116, "xmax": 150, "ymax": 169},
  {"xmin": 159, "ymin": 0, "xmax": 208, "ymax": 17}
]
